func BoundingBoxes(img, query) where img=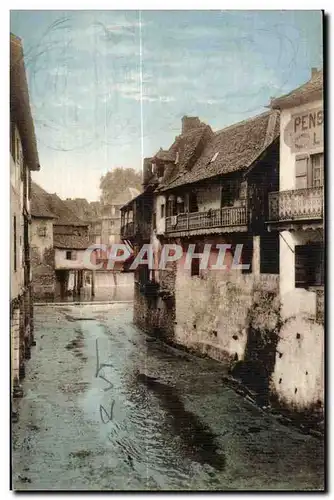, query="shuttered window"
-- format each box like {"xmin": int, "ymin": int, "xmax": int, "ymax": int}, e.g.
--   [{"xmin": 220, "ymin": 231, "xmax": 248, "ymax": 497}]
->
[
  {"xmin": 295, "ymin": 244, "xmax": 324, "ymax": 288},
  {"xmin": 295, "ymin": 155, "xmax": 308, "ymax": 189},
  {"xmin": 311, "ymin": 153, "xmax": 324, "ymax": 187},
  {"xmin": 295, "ymin": 153, "xmax": 324, "ymax": 189}
]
